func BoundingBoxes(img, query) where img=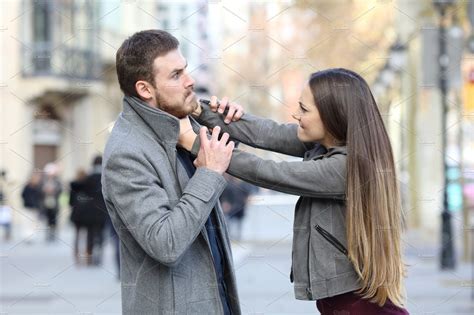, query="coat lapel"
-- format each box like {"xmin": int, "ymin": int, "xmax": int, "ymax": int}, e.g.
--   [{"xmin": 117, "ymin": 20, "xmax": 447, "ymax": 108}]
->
[{"xmin": 124, "ymin": 96, "xmax": 217, "ymax": 247}]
